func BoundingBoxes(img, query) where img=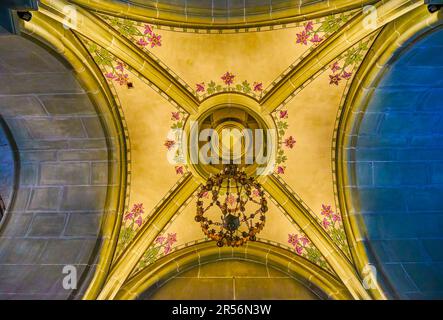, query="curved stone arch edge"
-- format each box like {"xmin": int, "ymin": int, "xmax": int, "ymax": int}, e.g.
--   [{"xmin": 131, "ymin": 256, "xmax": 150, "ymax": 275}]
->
[
  {"xmin": 334, "ymin": 6, "xmax": 443, "ymax": 300},
  {"xmin": 116, "ymin": 241, "xmax": 353, "ymax": 300}
]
